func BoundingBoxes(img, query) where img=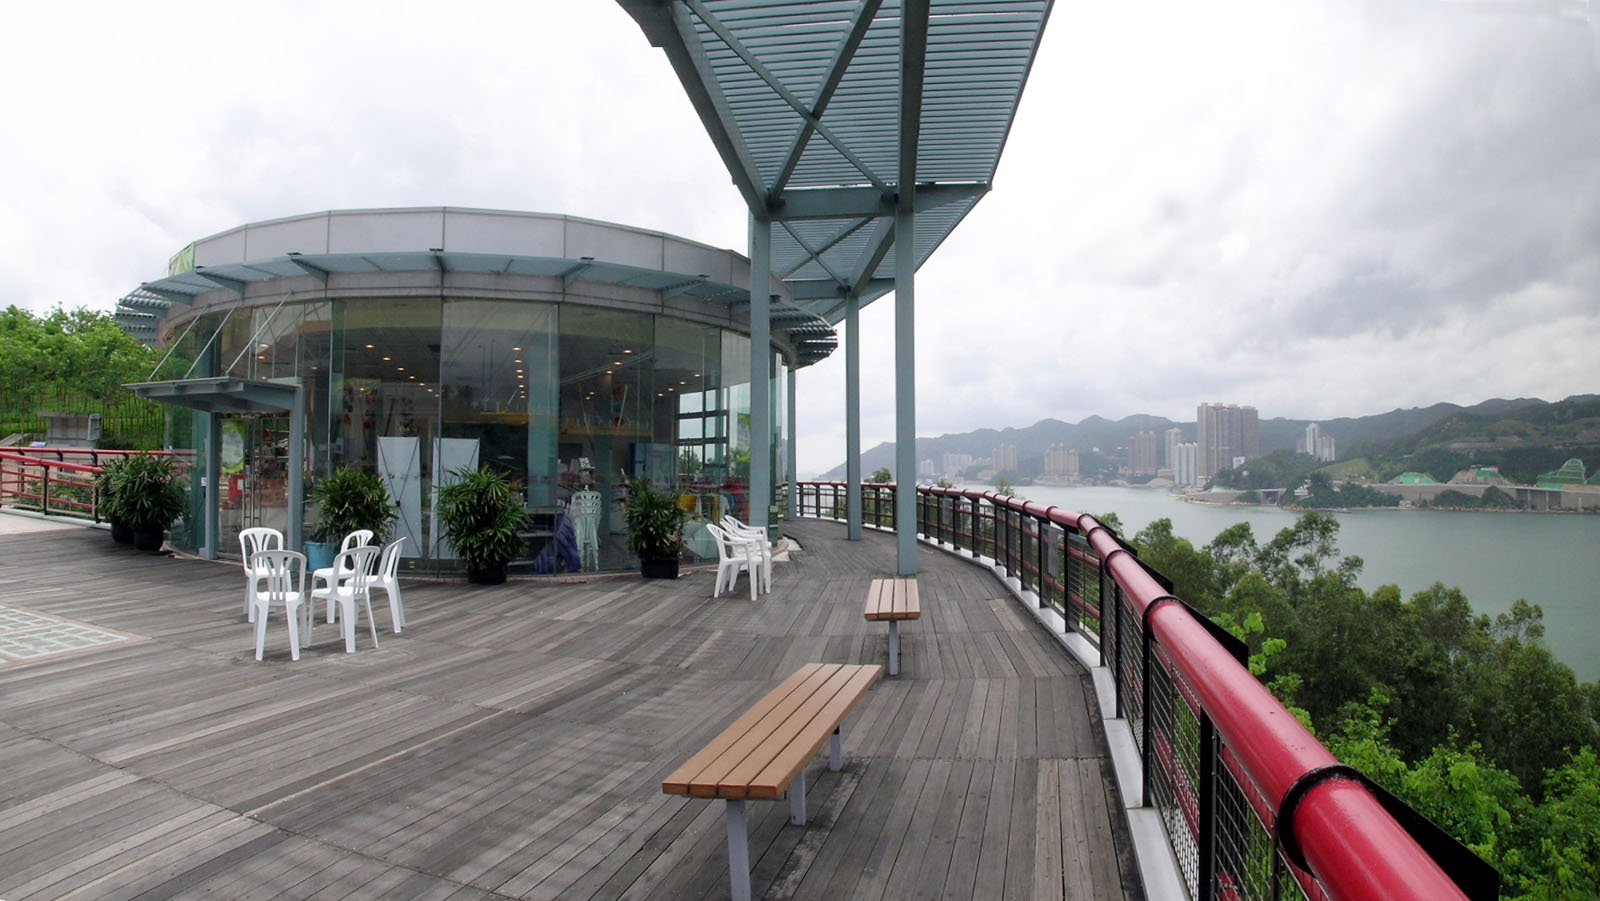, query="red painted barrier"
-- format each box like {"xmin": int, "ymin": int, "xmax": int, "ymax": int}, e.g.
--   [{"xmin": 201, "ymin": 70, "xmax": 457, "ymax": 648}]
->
[{"xmin": 794, "ymin": 481, "xmax": 1474, "ymax": 900}]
